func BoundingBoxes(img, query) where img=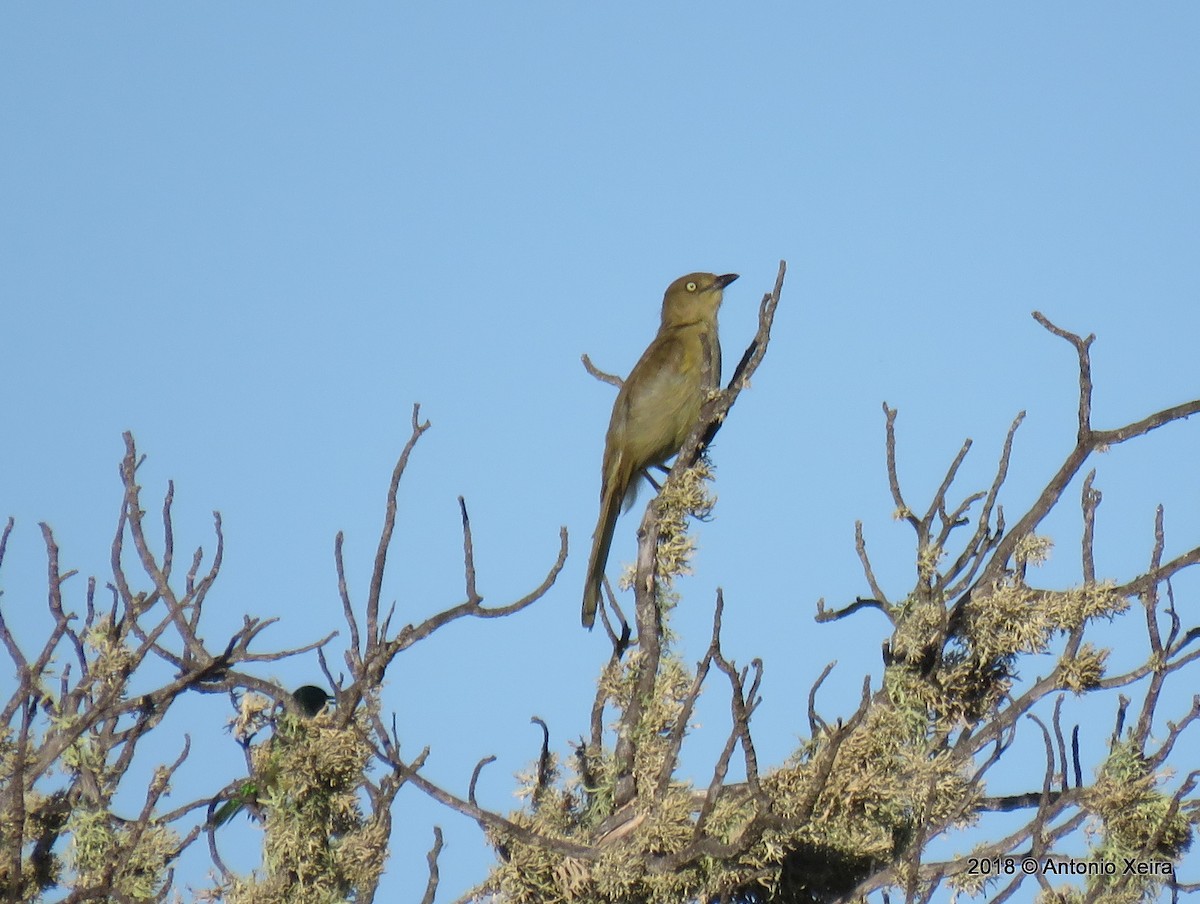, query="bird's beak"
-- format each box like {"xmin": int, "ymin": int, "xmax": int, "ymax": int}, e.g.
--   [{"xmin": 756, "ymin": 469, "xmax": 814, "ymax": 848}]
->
[{"xmin": 714, "ymin": 273, "xmax": 739, "ymax": 289}]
